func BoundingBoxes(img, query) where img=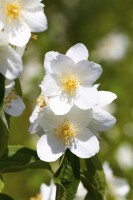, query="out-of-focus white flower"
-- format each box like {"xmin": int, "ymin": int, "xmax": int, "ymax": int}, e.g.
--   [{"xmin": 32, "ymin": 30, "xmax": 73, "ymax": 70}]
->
[
  {"xmin": 75, "ymin": 182, "xmax": 87, "ymax": 200},
  {"xmin": 30, "ymin": 181, "xmax": 87, "ymax": 200},
  {"xmin": 89, "ymin": 85, "xmax": 117, "ymax": 133},
  {"xmin": 41, "ymin": 43, "xmax": 102, "ymax": 115},
  {"xmin": 30, "ymin": 181, "xmax": 56, "ymax": 200},
  {"xmin": 0, "ymin": 79, "xmax": 25, "ymax": 128},
  {"xmin": 0, "ymin": 0, "xmax": 47, "ymax": 46},
  {"xmin": 103, "ymin": 162, "xmax": 130, "ymax": 200},
  {"xmin": 115, "ymin": 143, "xmax": 133, "ymax": 171},
  {"xmin": 93, "ymin": 32, "xmax": 129, "ymax": 61},
  {"xmin": 36, "ymin": 106, "xmax": 99, "ymax": 162},
  {"xmin": 0, "ymin": 31, "xmax": 23, "ymax": 80}
]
